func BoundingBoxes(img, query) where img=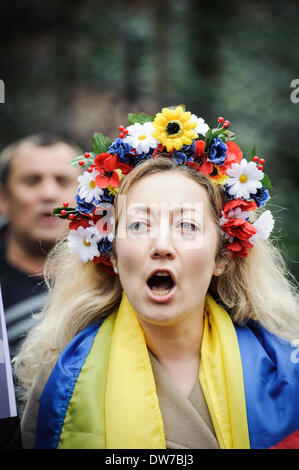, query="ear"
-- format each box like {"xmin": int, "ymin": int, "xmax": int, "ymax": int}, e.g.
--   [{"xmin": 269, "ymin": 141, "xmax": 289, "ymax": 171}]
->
[
  {"xmin": 213, "ymin": 258, "xmax": 227, "ymax": 277},
  {"xmin": 0, "ymin": 185, "xmax": 10, "ymax": 219},
  {"xmin": 110, "ymin": 254, "xmax": 118, "ymax": 274}
]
